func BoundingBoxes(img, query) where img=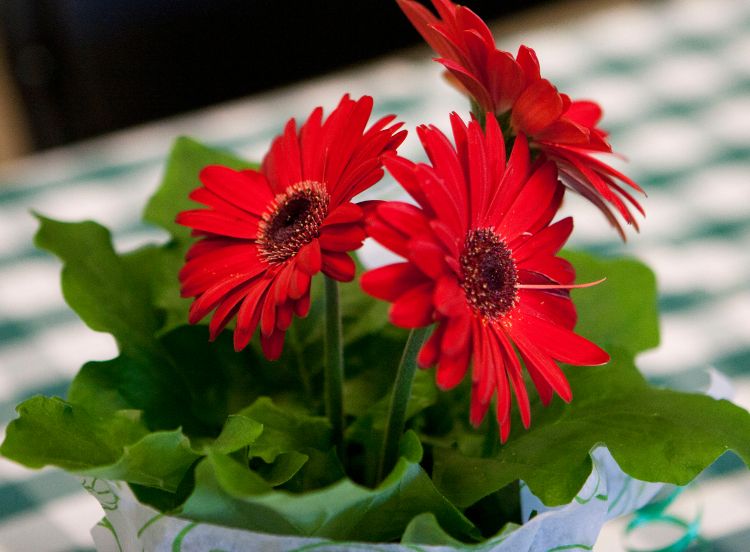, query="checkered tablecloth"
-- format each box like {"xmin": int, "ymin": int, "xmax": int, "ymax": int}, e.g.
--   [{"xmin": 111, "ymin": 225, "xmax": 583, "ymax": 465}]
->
[{"xmin": 1, "ymin": 0, "xmax": 749, "ymax": 550}]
